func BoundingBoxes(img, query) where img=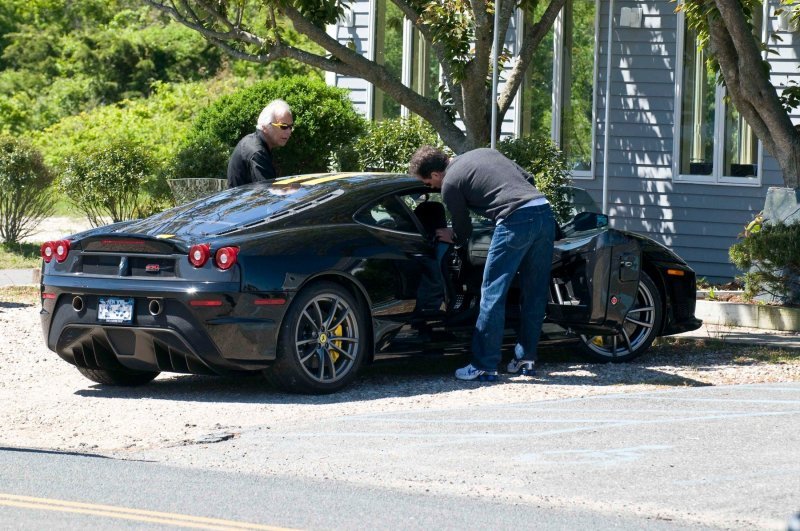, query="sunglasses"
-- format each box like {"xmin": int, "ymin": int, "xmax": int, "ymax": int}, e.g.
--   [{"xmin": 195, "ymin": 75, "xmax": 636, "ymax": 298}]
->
[{"xmin": 271, "ymin": 122, "xmax": 294, "ymax": 131}]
